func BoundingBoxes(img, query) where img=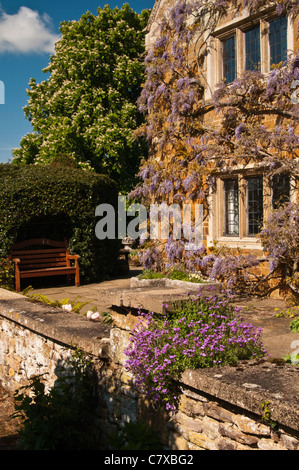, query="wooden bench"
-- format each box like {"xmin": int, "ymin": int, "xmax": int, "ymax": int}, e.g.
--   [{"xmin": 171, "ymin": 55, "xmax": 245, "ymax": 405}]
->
[{"xmin": 11, "ymin": 238, "xmax": 80, "ymax": 293}]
